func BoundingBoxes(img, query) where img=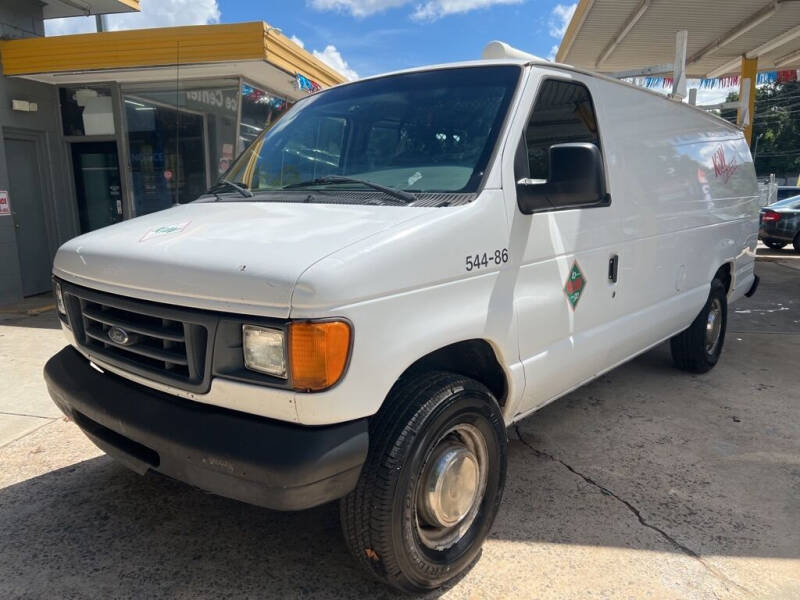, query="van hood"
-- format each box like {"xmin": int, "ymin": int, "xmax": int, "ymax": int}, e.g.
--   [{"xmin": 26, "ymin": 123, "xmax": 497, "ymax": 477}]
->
[{"xmin": 54, "ymin": 202, "xmax": 429, "ymax": 317}]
